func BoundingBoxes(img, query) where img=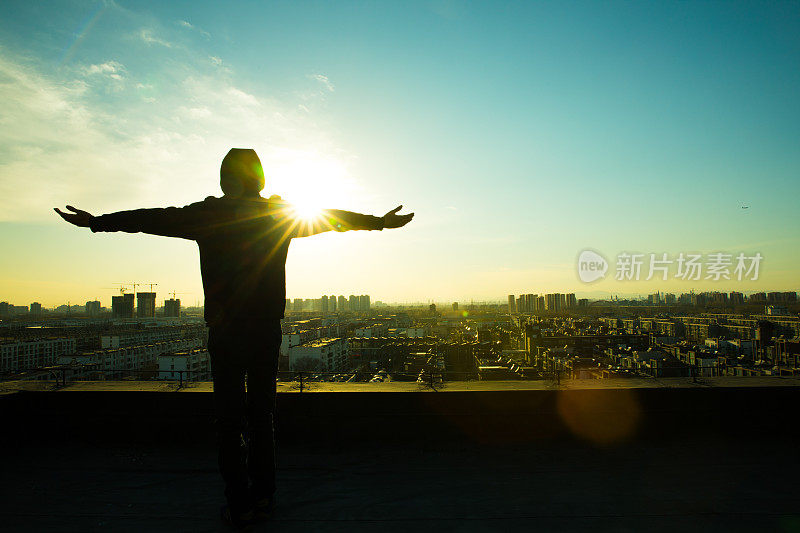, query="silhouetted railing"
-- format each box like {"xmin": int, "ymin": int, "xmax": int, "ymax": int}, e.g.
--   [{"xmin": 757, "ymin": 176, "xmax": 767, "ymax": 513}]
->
[
  {"xmin": 1, "ymin": 365, "xmax": 492, "ymax": 391},
  {"xmin": 0, "ymin": 366, "xmax": 209, "ymax": 388},
  {"xmin": 276, "ymin": 370, "xmax": 475, "ymax": 391},
  {"xmin": 2, "ymin": 364, "xmax": 797, "ymax": 393}
]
